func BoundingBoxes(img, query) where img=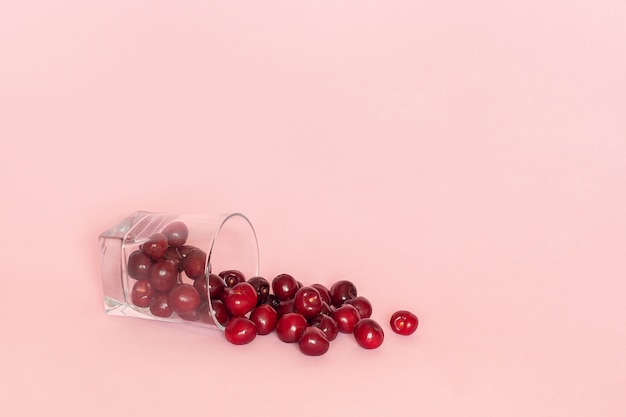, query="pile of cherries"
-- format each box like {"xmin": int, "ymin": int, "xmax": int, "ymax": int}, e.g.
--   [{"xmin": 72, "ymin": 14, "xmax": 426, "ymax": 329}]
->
[{"xmin": 127, "ymin": 221, "xmax": 419, "ymax": 356}]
